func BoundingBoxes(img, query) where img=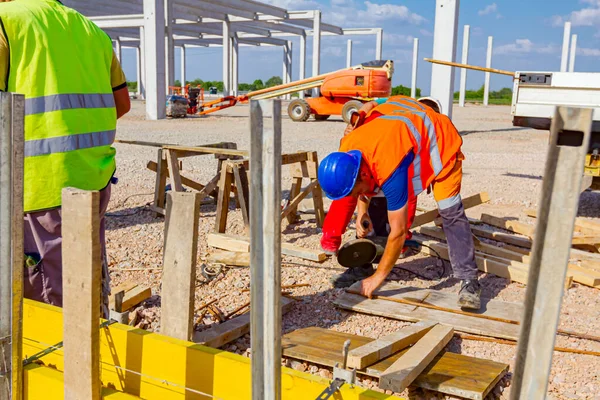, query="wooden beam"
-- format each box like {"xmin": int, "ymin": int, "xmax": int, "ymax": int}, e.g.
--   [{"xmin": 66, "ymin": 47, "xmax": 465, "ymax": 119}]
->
[
  {"xmin": 163, "ymin": 145, "xmax": 248, "ymax": 157},
  {"xmin": 526, "ymin": 208, "xmax": 600, "ymax": 236},
  {"xmin": 207, "ymin": 233, "xmax": 328, "ymax": 262},
  {"xmin": 214, "ymin": 165, "xmax": 234, "ymax": 233},
  {"xmin": 207, "ymin": 250, "xmax": 250, "ymax": 267},
  {"xmin": 470, "ymin": 226, "xmax": 533, "ymax": 249},
  {"xmin": 152, "ymin": 149, "xmax": 167, "ymax": 216},
  {"xmin": 379, "ymin": 324, "xmax": 454, "ymax": 393},
  {"xmin": 165, "ymin": 150, "xmax": 184, "ymax": 192},
  {"xmin": 480, "ymin": 214, "xmax": 535, "ymax": 238},
  {"xmin": 307, "ymin": 152, "xmax": 325, "ymax": 228},
  {"xmin": 411, "ymin": 192, "xmax": 490, "ymax": 228},
  {"xmin": 147, "ymin": 160, "xmax": 207, "ymax": 193},
  {"xmin": 347, "ymin": 321, "xmax": 437, "ymax": 370},
  {"xmin": 161, "ymin": 192, "xmax": 201, "ymax": 341},
  {"xmin": 61, "ymin": 188, "xmax": 101, "ymax": 400},
  {"xmin": 281, "ymin": 180, "xmax": 318, "ymax": 221},
  {"xmin": 232, "ymin": 164, "xmax": 250, "ymax": 226},
  {"xmin": 284, "ymin": 176, "xmax": 304, "ymax": 224}
]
